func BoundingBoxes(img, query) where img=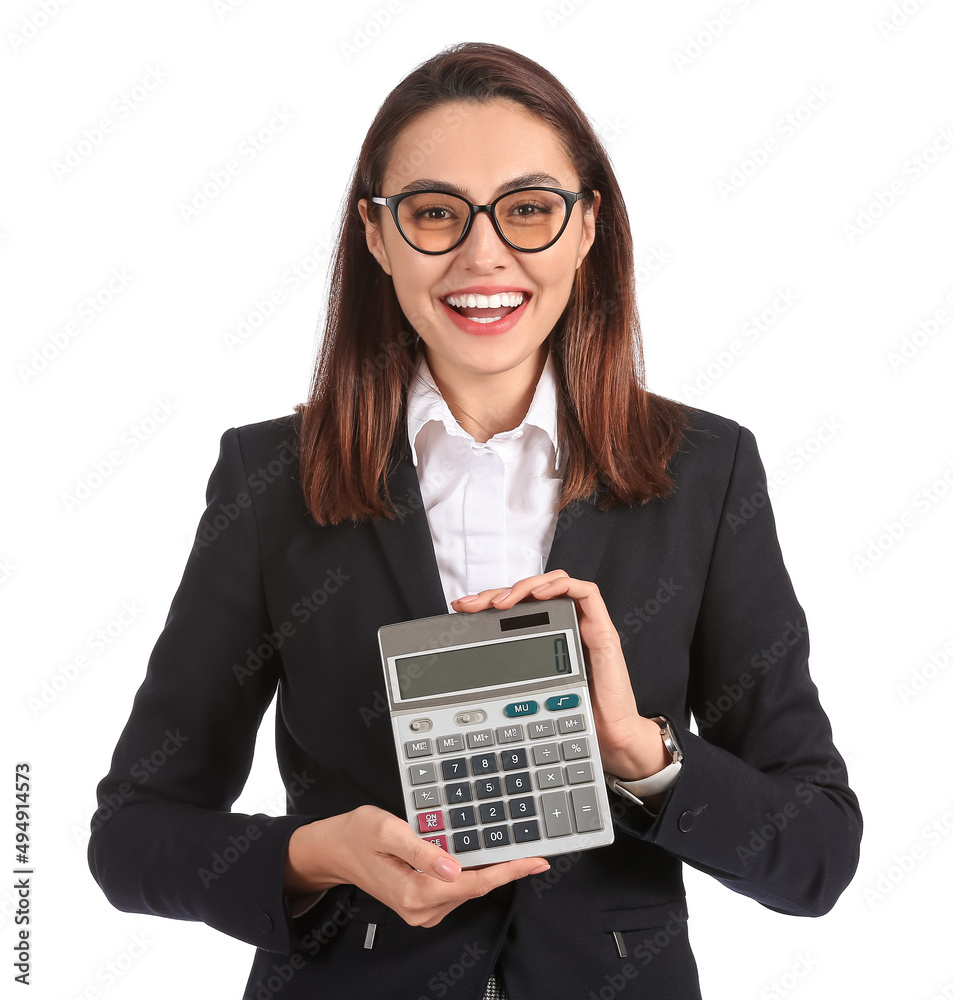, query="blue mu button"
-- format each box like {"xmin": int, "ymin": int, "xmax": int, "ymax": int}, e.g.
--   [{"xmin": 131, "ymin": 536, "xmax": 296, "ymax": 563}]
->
[{"xmin": 503, "ymin": 700, "xmax": 539, "ymax": 718}]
